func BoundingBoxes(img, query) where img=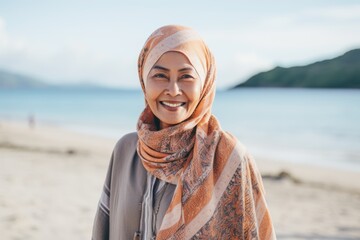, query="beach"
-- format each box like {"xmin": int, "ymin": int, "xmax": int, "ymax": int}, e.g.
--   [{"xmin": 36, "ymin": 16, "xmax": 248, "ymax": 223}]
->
[{"xmin": 1, "ymin": 120, "xmax": 360, "ymax": 240}]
